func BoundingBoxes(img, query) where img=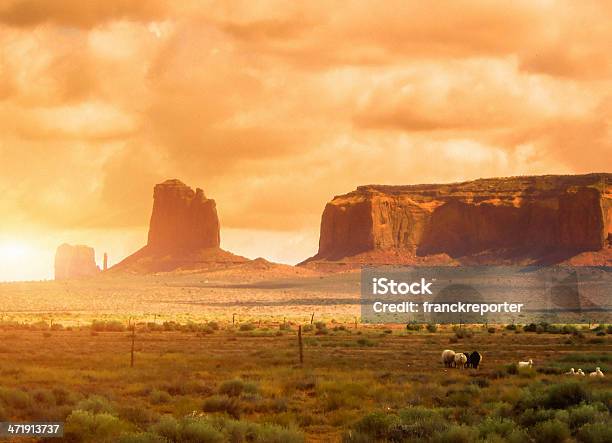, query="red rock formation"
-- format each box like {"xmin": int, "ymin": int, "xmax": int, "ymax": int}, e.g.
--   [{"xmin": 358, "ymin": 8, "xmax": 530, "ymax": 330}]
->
[
  {"xmin": 303, "ymin": 173, "xmax": 612, "ymax": 267},
  {"xmin": 112, "ymin": 179, "xmax": 247, "ymax": 273},
  {"xmin": 147, "ymin": 179, "xmax": 220, "ymax": 252},
  {"xmin": 55, "ymin": 244, "xmax": 100, "ymax": 280}
]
